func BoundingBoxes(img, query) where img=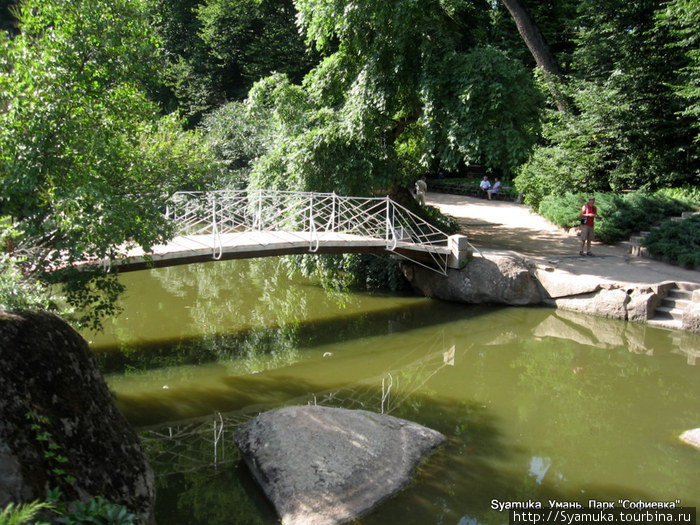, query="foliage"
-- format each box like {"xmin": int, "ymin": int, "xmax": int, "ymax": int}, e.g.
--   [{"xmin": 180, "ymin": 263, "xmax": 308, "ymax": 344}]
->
[
  {"xmin": 199, "ymin": 101, "xmax": 270, "ymax": 185},
  {"xmin": 489, "ymin": 0, "xmax": 578, "ymax": 75},
  {"xmin": 0, "ymin": 501, "xmax": 53, "ymax": 525},
  {"xmin": 293, "ymin": 254, "xmax": 411, "ymax": 293},
  {"xmin": 658, "ymin": 0, "xmax": 700, "ymax": 142},
  {"xmin": 149, "ymin": 0, "xmax": 317, "ymax": 124},
  {"xmin": 514, "ymin": 0, "xmax": 699, "ymax": 205},
  {"xmin": 0, "ymin": 491, "xmax": 137, "ymax": 525},
  {"xmin": 1, "ymin": 0, "xmax": 218, "ymax": 327},
  {"xmin": 538, "ymin": 191, "xmax": 692, "ymax": 244},
  {"xmin": 653, "ymin": 186, "xmax": 700, "ymax": 208},
  {"xmin": 237, "ymin": 1, "xmax": 542, "ymax": 196},
  {"xmin": 0, "ymin": 255, "xmax": 56, "ymax": 312},
  {"xmin": 642, "ymin": 215, "xmax": 700, "ymax": 268},
  {"xmin": 418, "ymin": 205, "xmax": 460, "ymax": 235},
  {"xmin": 198, "ymin": 0, "xmax": 316, "ymax": 92},
  {"xmin": 48, "ymin": 493, "xmax": 137, "ymax": 525}
]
